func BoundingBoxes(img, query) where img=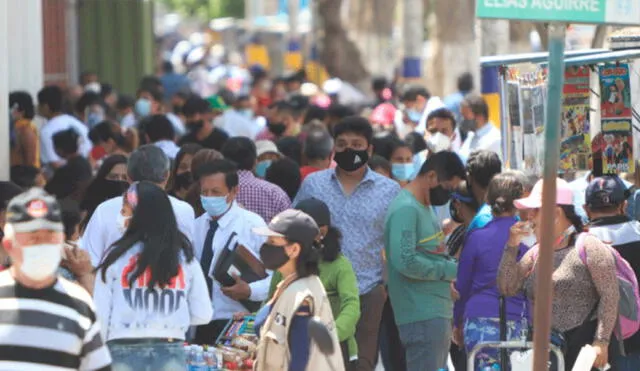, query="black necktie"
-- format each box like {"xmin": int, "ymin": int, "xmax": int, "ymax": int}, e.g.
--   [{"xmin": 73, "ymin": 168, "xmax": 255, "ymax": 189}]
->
[{"xmin": 201, "ymin": 219, "xmax": 218, "ymax": 298}]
